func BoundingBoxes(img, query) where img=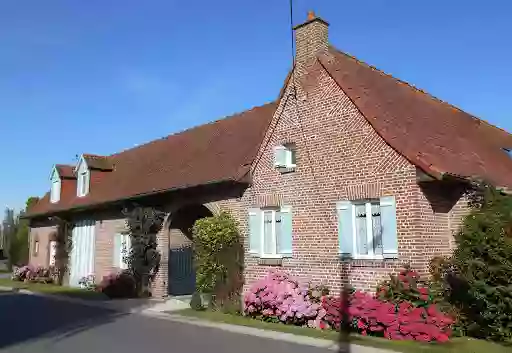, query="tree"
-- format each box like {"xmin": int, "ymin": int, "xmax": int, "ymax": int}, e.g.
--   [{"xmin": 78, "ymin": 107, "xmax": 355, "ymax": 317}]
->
[
  {"xmin": 4, "ymin": 208, "xmax": 17, "ymax": 268},
  {"xmin": 7, "ymin": 196, "xmax": 40, "ymax": 268}
]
